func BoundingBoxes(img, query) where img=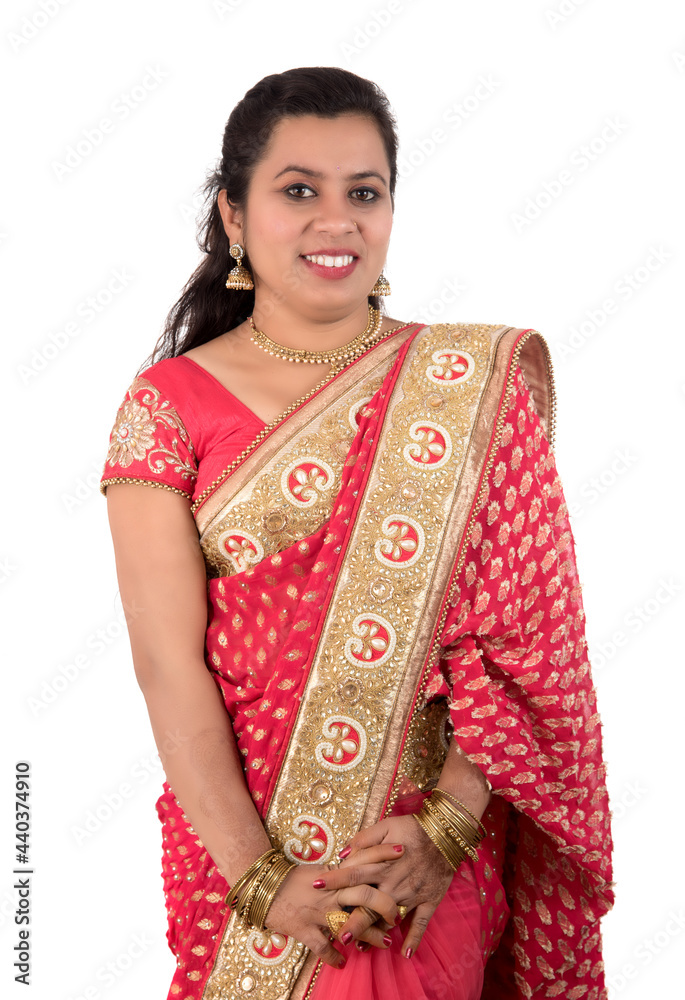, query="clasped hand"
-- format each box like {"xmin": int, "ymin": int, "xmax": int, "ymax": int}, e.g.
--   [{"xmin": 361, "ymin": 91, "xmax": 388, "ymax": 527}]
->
[{"xmin": 265, "ymin": 814, "xmax": 453, "ymax": 969}]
